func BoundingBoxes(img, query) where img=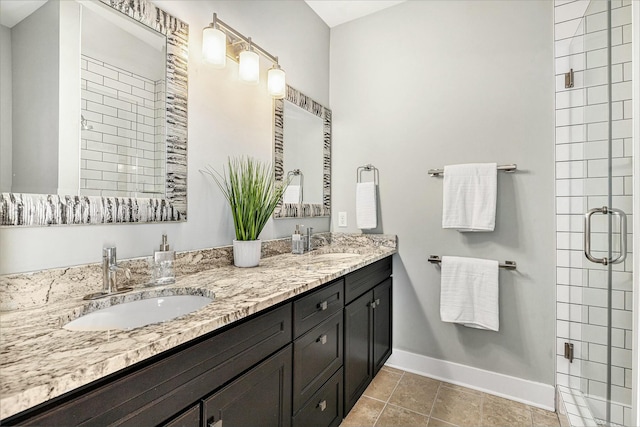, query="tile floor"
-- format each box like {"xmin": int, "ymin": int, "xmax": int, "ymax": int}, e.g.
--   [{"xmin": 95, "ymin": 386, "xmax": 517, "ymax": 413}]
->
[{"xmin": 341, "ymin": 366, "xmax": 561, "ymax": 427}]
